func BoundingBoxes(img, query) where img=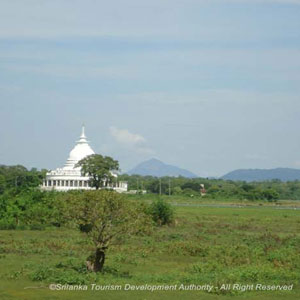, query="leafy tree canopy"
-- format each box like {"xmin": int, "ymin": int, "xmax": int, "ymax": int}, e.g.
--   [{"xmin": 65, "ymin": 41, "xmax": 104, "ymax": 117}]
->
[
  {"xmin": 62, "ymin": 190, "xmax": 152, "ymax": 272},
  {"xmin": 76, "ymin": 154, "xmax": 119, "ymax": 190}
]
